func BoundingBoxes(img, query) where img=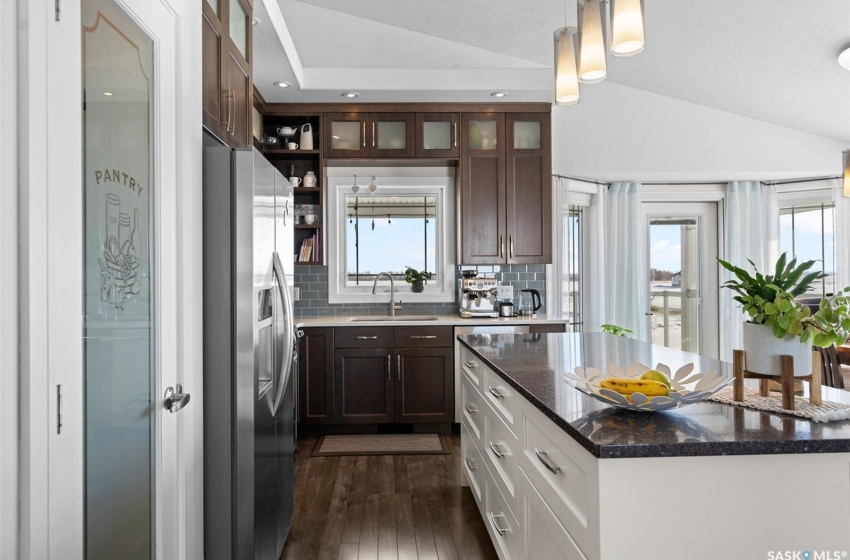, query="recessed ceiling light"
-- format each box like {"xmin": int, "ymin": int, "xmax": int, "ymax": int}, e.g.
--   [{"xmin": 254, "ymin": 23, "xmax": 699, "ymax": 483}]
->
[
  {"xmin": 251, "ymin": 17, "xmax": 260, "ymax": 26},
  {"xmin": 273, "ymin": 81, "xmax": 292, "ymax": 88},
  {"xmin": 839, "ymin": 46, "xmax": 850, "ymax": 70},
  {"xmin": 103, "ymin": 91, "xmax": 114, "ymax": 96},
  {"xmin": 490, "ymin": 91, "xmax": 508, "ymax": 98},
  {"xmin": 341, "ymin": 92, "xmax": 359, "ymax": 98}
]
